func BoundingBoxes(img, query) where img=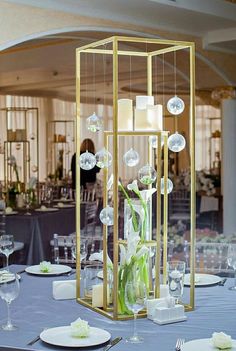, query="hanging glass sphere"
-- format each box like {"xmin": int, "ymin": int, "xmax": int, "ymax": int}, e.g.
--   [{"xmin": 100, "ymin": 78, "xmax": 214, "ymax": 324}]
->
[
  {"xmin": 16, "ymin": 143, "xmax": 21, "ymax": 150},
  {"xmin": 30, "ymin": 133, "xmax": 36, "ymax": 141},
  {"xmin": 149, "ymin": 135, "xmax": 165, "ymax": 149},
  {"xmin": 167, "ymin": 96, "xmax": 185, "ymax": 115},
  {"xmin": 95, "ymin": 148, "xmax": 112, "ymax": 169},
  {"xmin": 99, "ymin": 206, "xmax": 114, "ymax": 226},
  {"xmin": 86, "ymin": 112, "xmax": 103, "ymax": 132},
  {"xmin": 123, "ymin": 148, "xmax": 140, "ymax": 167},
  {"xmin": 138, "ymin": 164, "xmax": 157, "ymax": 185},
  {"xmin": 168, "ymin": 132, "xmax": 186, "ymax": 152},
  {"xmin": 161, "ymin": 177, "xmax": 173, "ymax": 194},
  {"xmin": 79, "ymin": 151, "xmax": 96, "ymax": 170},
  {"xmin": 31, "ymin": 165, "xmax": 38, "ymax": 173}
]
